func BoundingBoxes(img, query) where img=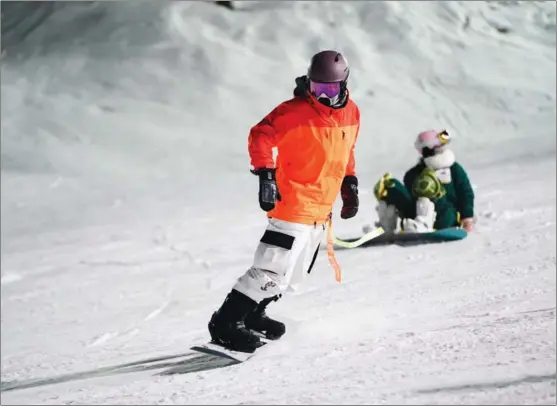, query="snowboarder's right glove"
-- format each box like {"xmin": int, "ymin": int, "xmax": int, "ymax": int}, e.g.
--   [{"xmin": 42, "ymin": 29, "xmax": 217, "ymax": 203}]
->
[{"xmin": 251, "ymin": 168, "xmax": 281, "ymax": 212}]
